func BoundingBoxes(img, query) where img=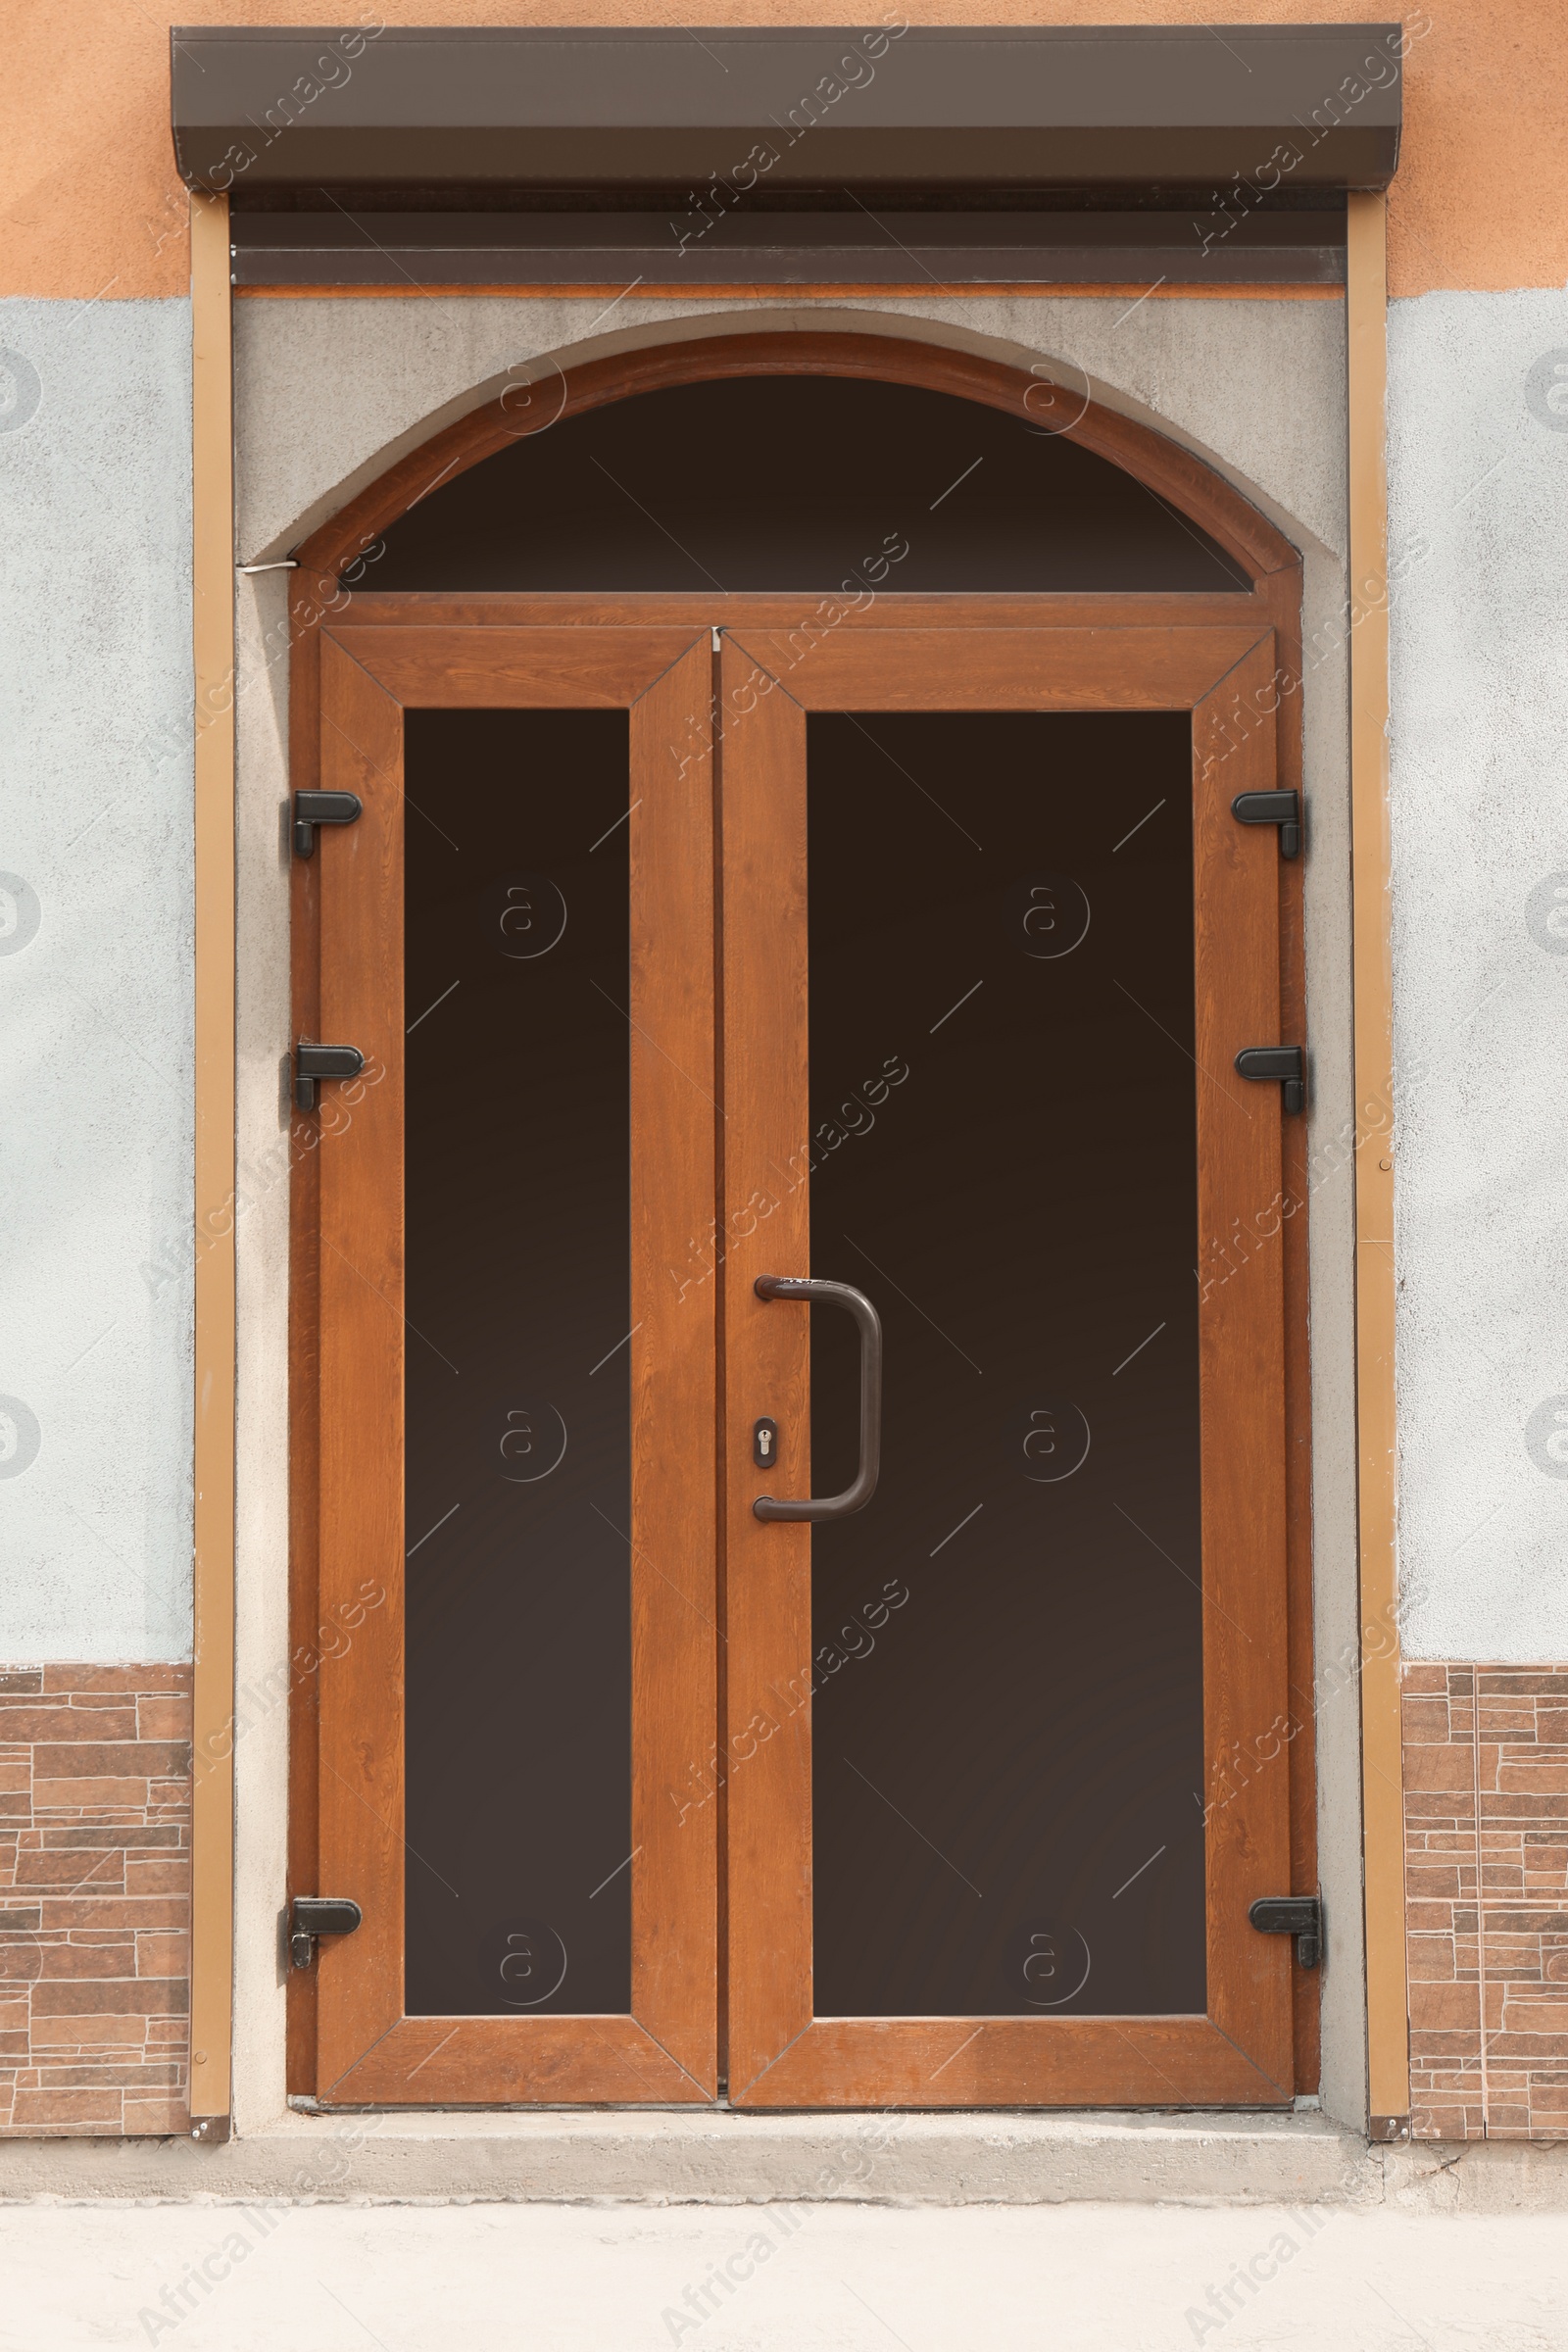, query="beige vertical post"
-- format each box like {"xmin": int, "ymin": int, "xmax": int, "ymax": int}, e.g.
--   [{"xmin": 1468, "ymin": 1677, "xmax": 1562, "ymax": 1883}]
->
[
  {"xmin": 1347, "ymin": 189, "xmax": 1409, "ymax": 2133},
  {"xmin": 189, "ymin": 188, "xmax": 236, "ymax": 2129}
]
